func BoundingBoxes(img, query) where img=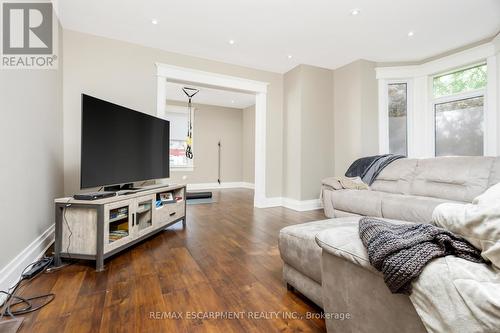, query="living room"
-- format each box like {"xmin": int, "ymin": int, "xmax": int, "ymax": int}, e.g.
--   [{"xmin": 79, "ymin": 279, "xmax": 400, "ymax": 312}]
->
[{"xmin": 1, "ymin": 1, "xmax": 499, "ymax": 332}]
